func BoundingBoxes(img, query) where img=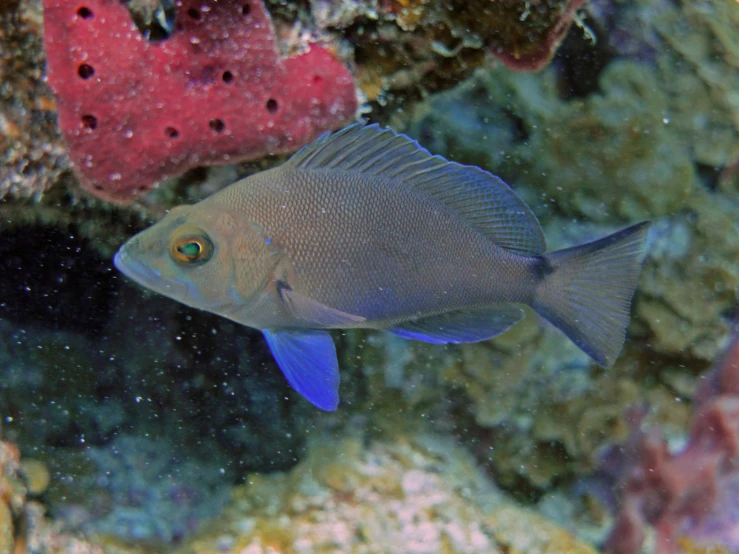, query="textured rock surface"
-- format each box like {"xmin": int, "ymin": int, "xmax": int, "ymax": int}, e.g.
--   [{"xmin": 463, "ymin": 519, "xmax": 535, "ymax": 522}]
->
[
  {"xmin": 0, "ymin": 434, "xmax": 596, "ymax": 554},
  {"xmin": 0, "ymin": 0, "xmax": 69, "ymax": 200},
  {"xmin": 169, "ymin": 434, "xmax": 597, "ymax": 554}
]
